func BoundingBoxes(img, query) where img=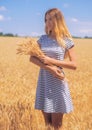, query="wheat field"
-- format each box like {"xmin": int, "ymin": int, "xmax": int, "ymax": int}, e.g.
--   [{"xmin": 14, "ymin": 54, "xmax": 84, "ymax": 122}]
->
[{"xmin": 0, "ymin": 36, "xmax": 92, "ymax": 130}]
